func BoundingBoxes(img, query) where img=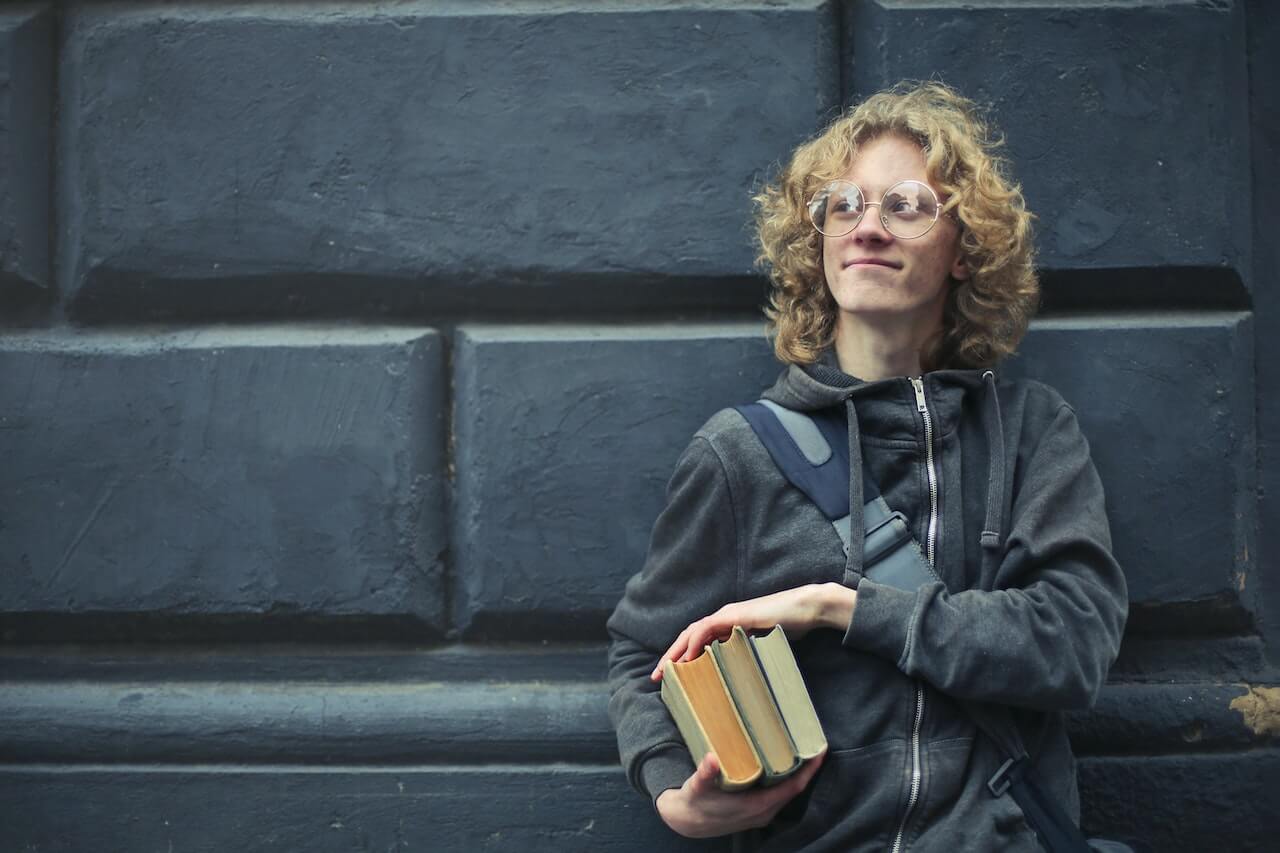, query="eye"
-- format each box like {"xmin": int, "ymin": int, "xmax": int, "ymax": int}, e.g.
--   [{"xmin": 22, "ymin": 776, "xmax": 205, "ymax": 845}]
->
[
  {"xmin": 885, "ymin": 195, "xmax": 919, "ymax": 217},
  {"xmin": 832, "ymin": 191, "xmax": 861, "ymax": 214}
]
